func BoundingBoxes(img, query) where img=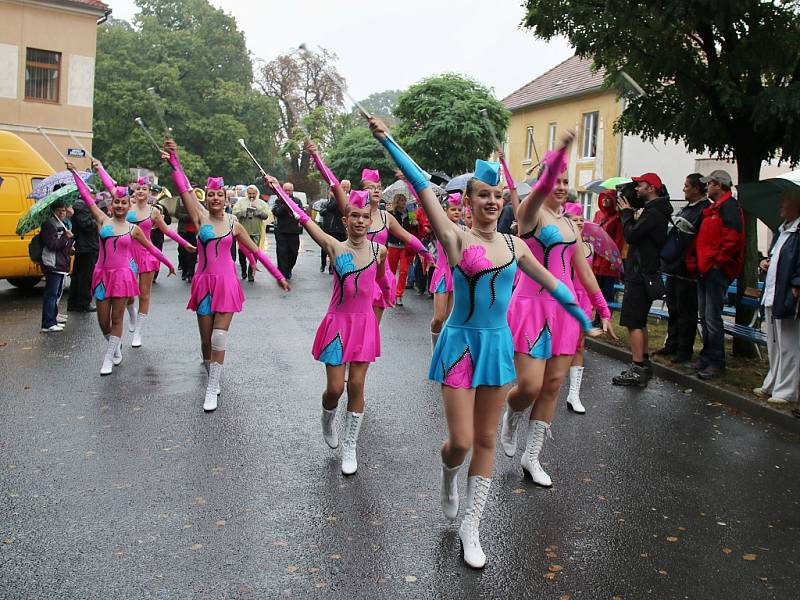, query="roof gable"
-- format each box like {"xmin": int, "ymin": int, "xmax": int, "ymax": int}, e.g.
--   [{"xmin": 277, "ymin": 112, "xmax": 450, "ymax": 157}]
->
[{"xmin": 502, "ymin": 55, "xmax": 607, "ymax": 111}]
